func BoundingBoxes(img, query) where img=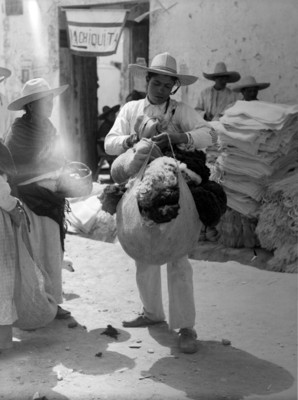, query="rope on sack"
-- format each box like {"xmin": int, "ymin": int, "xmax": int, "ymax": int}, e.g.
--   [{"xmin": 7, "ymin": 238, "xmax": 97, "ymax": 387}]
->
[{"xmin": 165, "ymin": 131, "xmax": 182, "ymax": 179}]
